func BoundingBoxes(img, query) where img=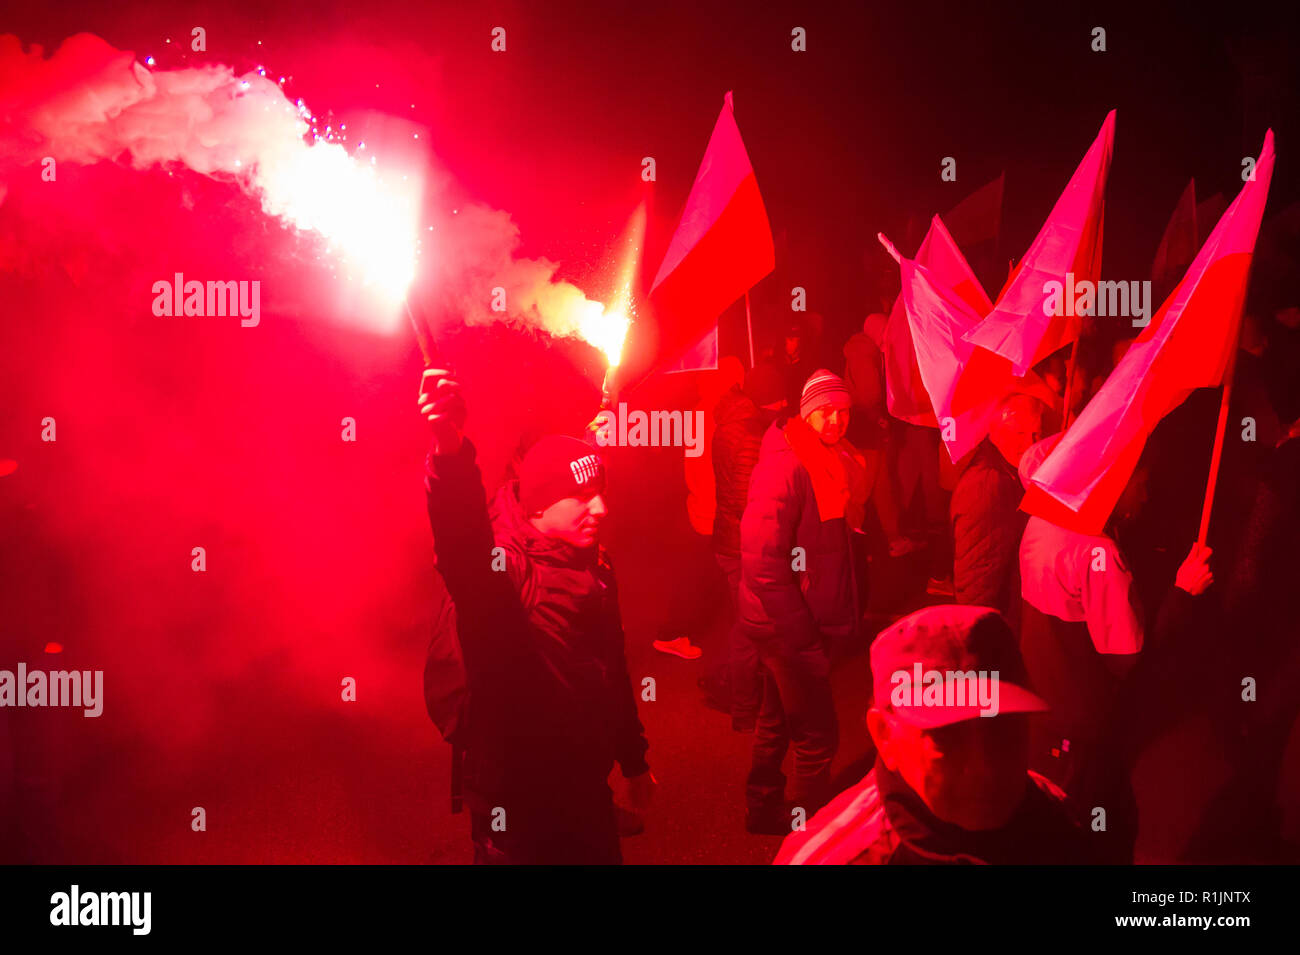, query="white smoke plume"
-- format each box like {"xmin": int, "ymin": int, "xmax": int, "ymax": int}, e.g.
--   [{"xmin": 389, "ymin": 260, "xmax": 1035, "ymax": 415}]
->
[{"xmin": 0, "ymin": 32, "xmax": 617, "ymax": 350}]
